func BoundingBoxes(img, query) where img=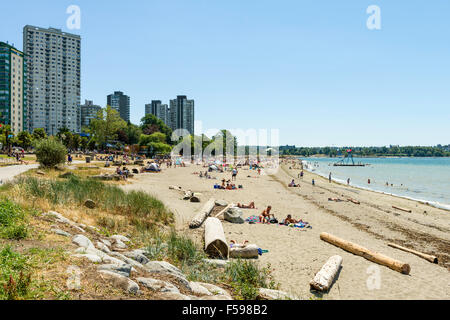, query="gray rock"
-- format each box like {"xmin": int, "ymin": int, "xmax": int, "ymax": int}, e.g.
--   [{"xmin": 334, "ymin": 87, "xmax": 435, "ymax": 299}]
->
[
  {"xmin": 112, "ymin": 239, "xmax": 128, "ymax": 250},
  {"xmin": 84, "ymin": 199, "xmax": 96, "ymax": 209},
  {"xmin": 144, "ymin": 261, "xmax": 191, "ymax": 291},
  {"xmin": 215, "ymin": 200, "xmax": 228, "ymax": 207},
  {"xmin": 199, "ymin": 295, "xmax": 233, "ymax": 300},
  {"xmin": 36, "ymin": 170, "xmax": 45, "ymax": 175},
  {"xmin": 159, "ymin": 292, "xmax": 192, "ymax": 300},
  {"xmin": 108, "ymin": 252, "xmax": 145, "ymax": 271},
  {"xmin": 137, "ymin": 277, "xmax": 180, "ymax": 293},
  {"xmin": 97, "ymin": 264, "xmax": 132, "ymax": 277},
  {"xmin": 197, "ymin": 282, "xmax": 230, "ymax": 297},
  {"xmin": 258, "ymin": 288, "xmax": 298, "ymax": 300},
  {"xmin": 189, "ymin": 282, "xmax": 212, "ymax": 296},
  {"xmin": 123, "ymin": 251, "xmax": 150, "ymax": 264},
  {"xmin": 72, "ymin": 234, "xmax": 94, "ymax": 249},
  {"xmin": 100, "ymin": 239, "xmax": 112, "ymax": 247},
  {"xmin": 110, "ymin": 235, "xmax": 131, "ymax": 243},
  {"xmin": 75, "ymin": 247, "xmax": 124, "ymax": 266},
  {"xmin": 203, "ymin": 259, "xmax": 229, "ymax": 267},
  {"xmin": 52, "ymin": 228, "xmax": 71, "ymax": 237},
  {"xmin": 96, "ymin": 241, "xmax": 111, "ymax": 253},
  {"xmin": 72, "ymin": 253, "xmax": 102, "ymax": 263},
  {"xmin": 98, "ymin": 270, "xmax": 139, "ymax": 294},
  {"xmin": 224, "ymin": 207, "xmax": 245, "ymax": 224},
  {"xmin": 190, "ymin": 196, "xmax": 200, "ymax": 203}
]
